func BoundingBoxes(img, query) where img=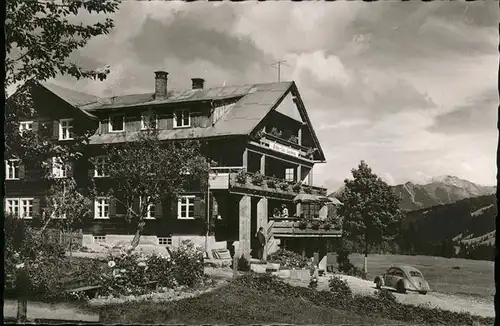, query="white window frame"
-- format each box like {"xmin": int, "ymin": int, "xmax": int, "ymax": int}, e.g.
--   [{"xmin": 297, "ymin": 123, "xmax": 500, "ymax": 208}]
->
[
  {"xmin": 158, "ymin": 237, "xmax": 172, "ymax": 246},
  {"xmin": 177, "ymin": 195, "xmax": 195, "ymax": 220},
  {"xmin": 94, "ymin": 197, "xmax": 110, "ymax": 219},
  {"xmin": 173, "ymin": 110, "xmax": 191, "ymax": 128},
  {"xmin": 94, "ymin": 156, "xmax": 109, "ymax": 178},
  {"xmin": 6, "ymin": 197, "xmax": 34, "ymax": 219},
  {"xmin": 141, "ymin": 112, "xmax": 158, "ymax": 130},
  {"xmin": 93, "ymin": 235, "xmax": 106, "ymax": 243},
  {"xmin": 5, "ymin": 159, "xmax": 20, "ymax": 180},
  {"xmin": 109, "ymin": 114, "xmax": 125, "ymax": 133},
  {"xmin": 285, "ymin": 168, "xmax": 295, "ymax": 182},
  {"xmin": 59, "ymin": 119, "xmax": 74, "ymax": 140},
  {"xmin": 19, "ymin": 121, "xmax": 33, "ymax": 133},
  {"xmin": 139, "ymin": 196, "xmax": 156, "ymax": 220},
  {"xmin": 52, "ymin": 157, "xmax": 67, "ymax": 178}
]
